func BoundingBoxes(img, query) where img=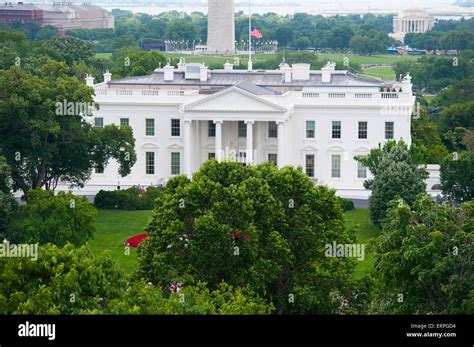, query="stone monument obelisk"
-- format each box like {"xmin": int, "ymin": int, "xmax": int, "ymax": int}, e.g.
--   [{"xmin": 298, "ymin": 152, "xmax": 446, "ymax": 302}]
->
[{"xmin": 207, "ymin": 0, "xmax": 235, "ymax": 55}]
